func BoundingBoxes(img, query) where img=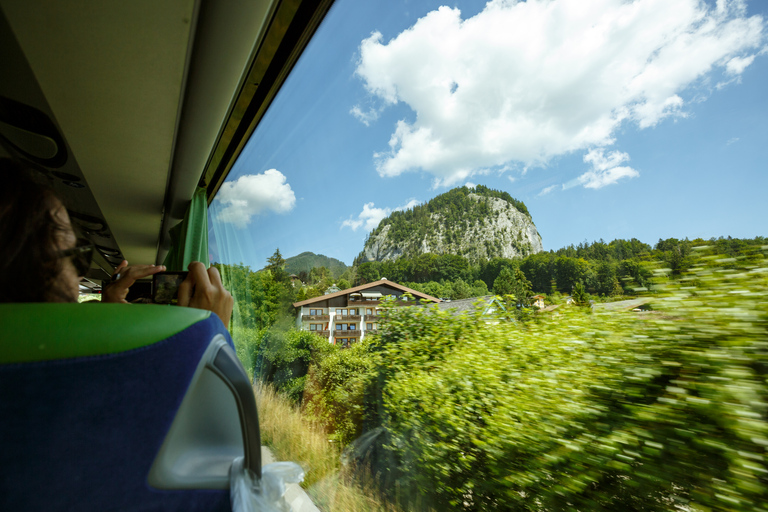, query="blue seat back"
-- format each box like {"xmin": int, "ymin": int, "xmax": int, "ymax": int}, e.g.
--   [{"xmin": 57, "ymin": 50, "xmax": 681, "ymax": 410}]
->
[{"xmin": 0, "ymin": 304, "xmax": 258, "ymax": 511}]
